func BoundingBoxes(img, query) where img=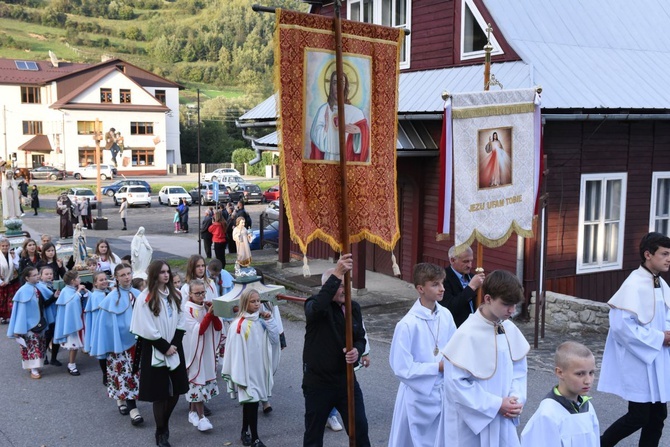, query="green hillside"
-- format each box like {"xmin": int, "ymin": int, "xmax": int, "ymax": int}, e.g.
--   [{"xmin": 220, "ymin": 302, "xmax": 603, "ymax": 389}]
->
[{"xmin": 0, "ymin": 0, "xmax": 307, "ymax": 162}]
